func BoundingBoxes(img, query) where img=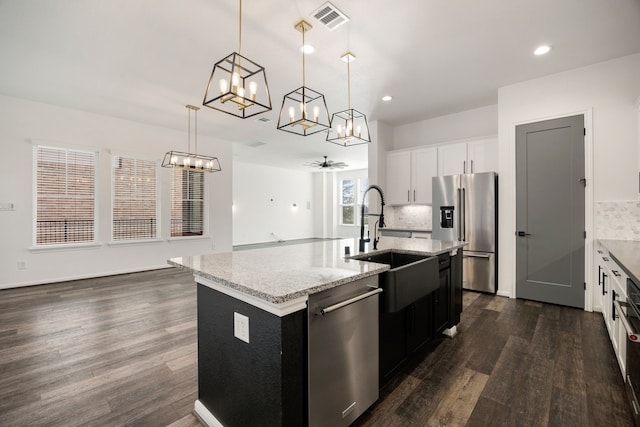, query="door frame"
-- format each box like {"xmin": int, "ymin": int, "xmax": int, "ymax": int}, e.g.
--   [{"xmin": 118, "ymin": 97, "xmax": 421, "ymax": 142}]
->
[{"xmin": 505, "ymin": 108, "xmax": 594, "ymax": 311}]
